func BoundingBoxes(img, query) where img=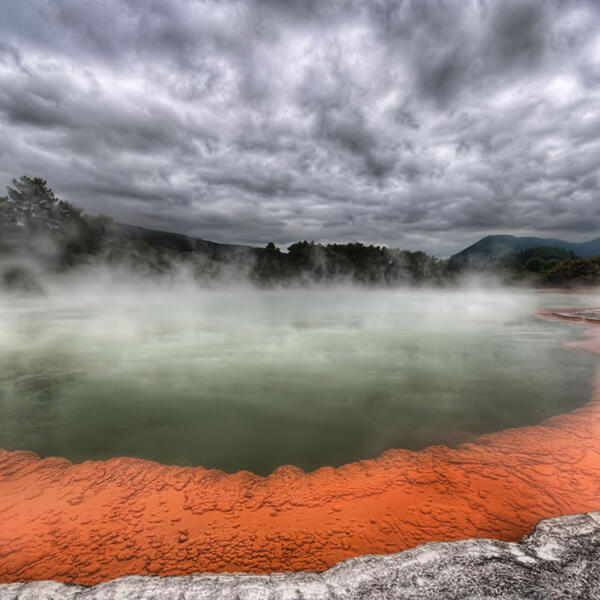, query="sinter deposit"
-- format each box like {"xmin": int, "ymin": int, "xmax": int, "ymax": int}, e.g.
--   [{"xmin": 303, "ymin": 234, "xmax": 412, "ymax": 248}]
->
[{"xmin": 1, "ymin": 512, "xmax": 599, "ymax": 600}]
